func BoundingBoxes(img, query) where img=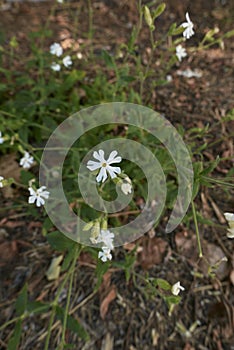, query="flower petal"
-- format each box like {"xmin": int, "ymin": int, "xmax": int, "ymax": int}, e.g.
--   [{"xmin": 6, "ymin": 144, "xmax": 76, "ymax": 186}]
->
[
  {"xmin": 96, "ymin": 167, "xmax": 108, "ymax": 183},
  {"xmin": 87, "ymin": 160, "xmax": 101, "ymax": 171},
  {"xmin": 93, "ymin": 150, "xmax": 105, "ymax": 162},
  {"xmin": 107, "ymin": 166, "xmax": 121, "ymax": 179}
]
